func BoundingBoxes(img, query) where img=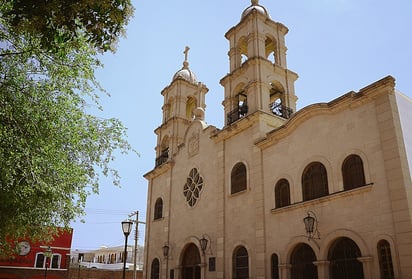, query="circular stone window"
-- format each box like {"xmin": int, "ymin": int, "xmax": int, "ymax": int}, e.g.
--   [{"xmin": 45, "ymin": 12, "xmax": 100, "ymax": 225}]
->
[{"xmin": 183, "ymin": 168, "xmax": 204, "ymax": 207}]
